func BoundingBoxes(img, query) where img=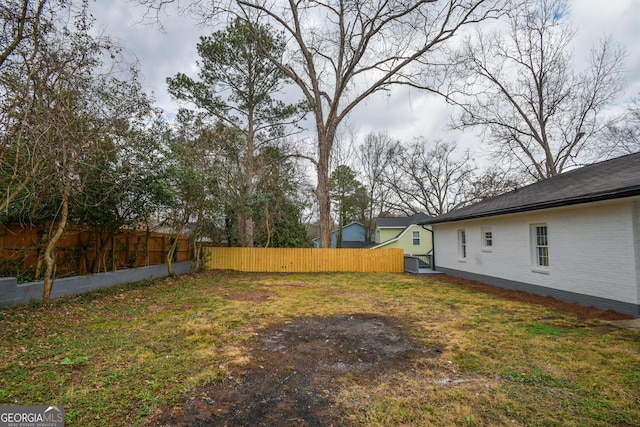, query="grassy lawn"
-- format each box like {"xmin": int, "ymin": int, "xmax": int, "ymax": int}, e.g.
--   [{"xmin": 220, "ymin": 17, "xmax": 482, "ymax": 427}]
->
[{"xmin": 1, "ymin": 272, "xmax": 639, "ymax": 426}]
